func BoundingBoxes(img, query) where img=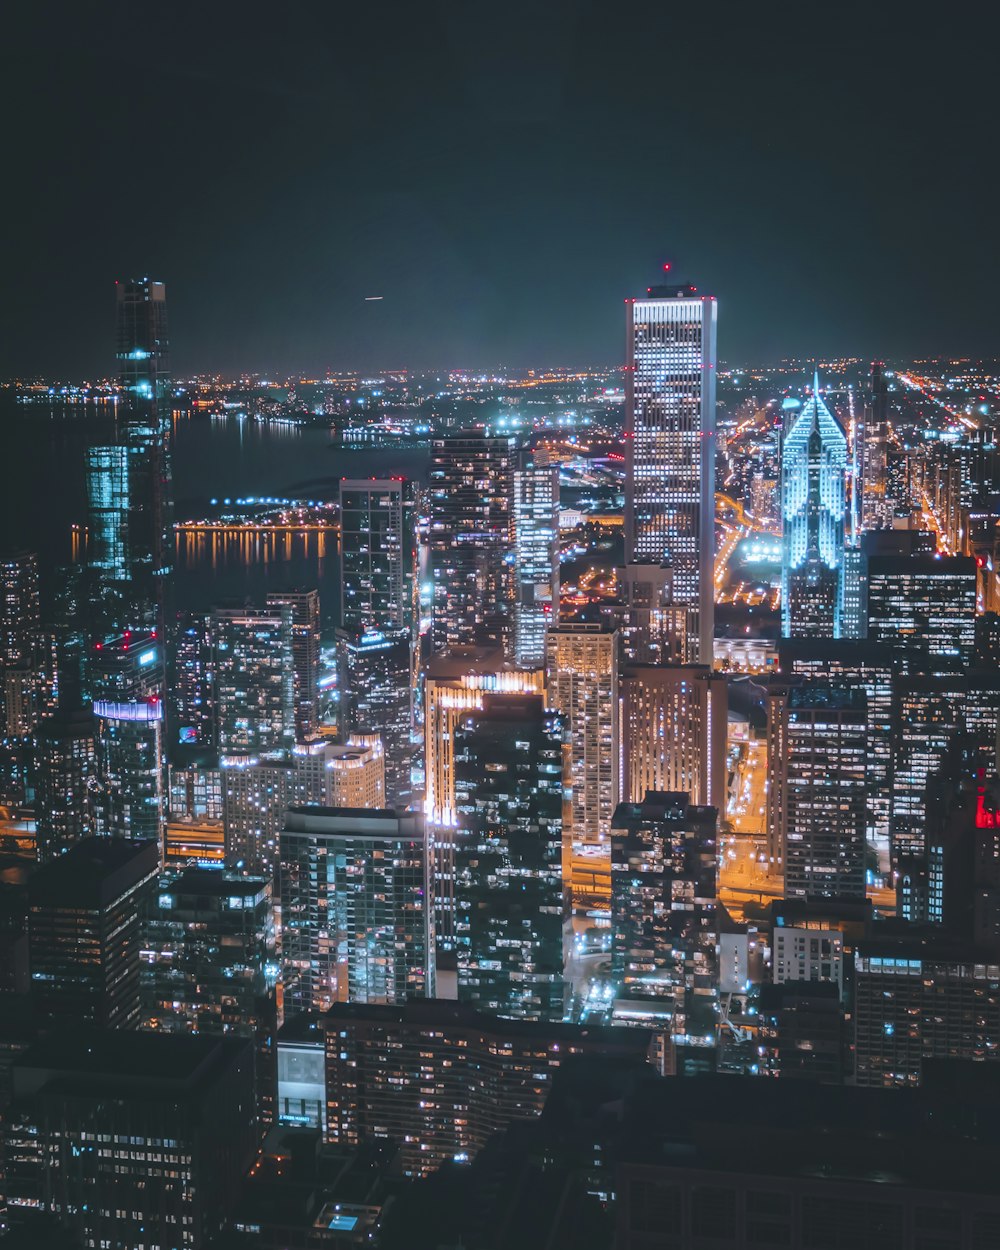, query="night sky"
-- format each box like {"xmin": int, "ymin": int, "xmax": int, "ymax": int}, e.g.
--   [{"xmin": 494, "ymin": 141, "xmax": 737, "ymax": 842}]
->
[{"xmin": 3, "ymin": 2, "xmax": 996, "ymax": 378}]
